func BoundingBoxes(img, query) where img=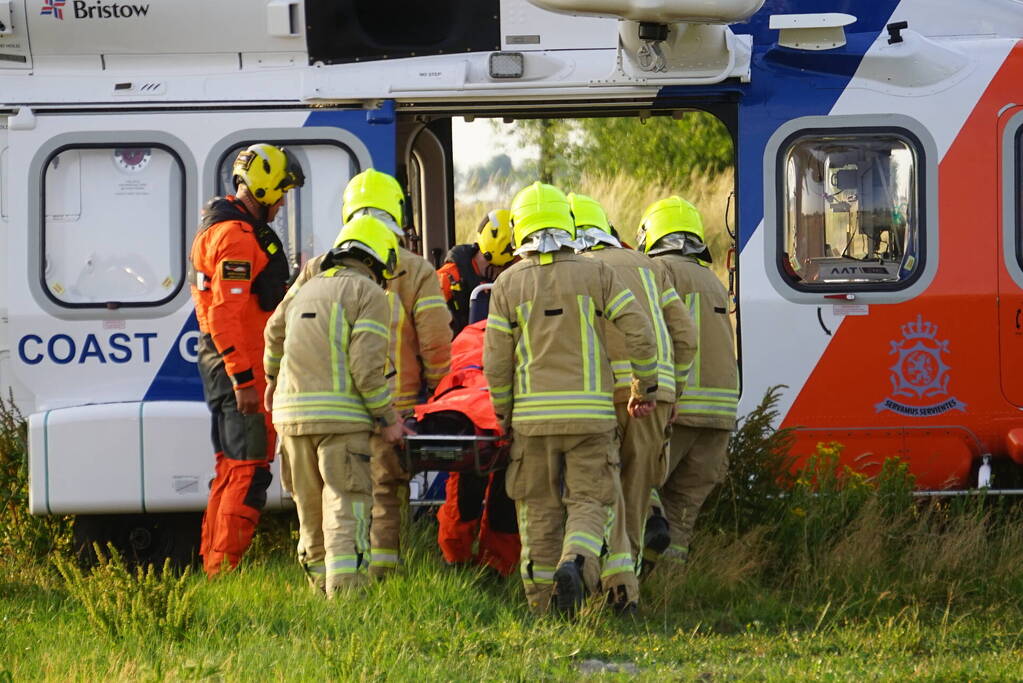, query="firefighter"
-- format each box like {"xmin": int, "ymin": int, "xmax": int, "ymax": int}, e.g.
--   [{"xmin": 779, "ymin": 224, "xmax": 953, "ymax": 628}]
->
[
  {"xmin": 572, "ymin": 193, "xmax": 697, "ymax": 606},
  {"xmin": 437, "ymin": 209, "xmax": 516, "ymax": 333},
  {"xmin": 637, "ymin": 196, "xmax": 739, "ymax": 568},
  {"xmin": 264, "ymin": 215, "xmax": 403, "ymax": 594},
  {"xmin": 483, "ymin": 181, "xmax": 659, "ymax": 618},
  {"xmin": 435, "ymin": 208, "xmax": 519, "ymax": 576},
  {"xmin": 190, "ymin": 143, "xmax": 304, "ymax": 577},
  {"xmin": 290, "ymin": 168, "xmax": 452, "ymax": 578}
]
